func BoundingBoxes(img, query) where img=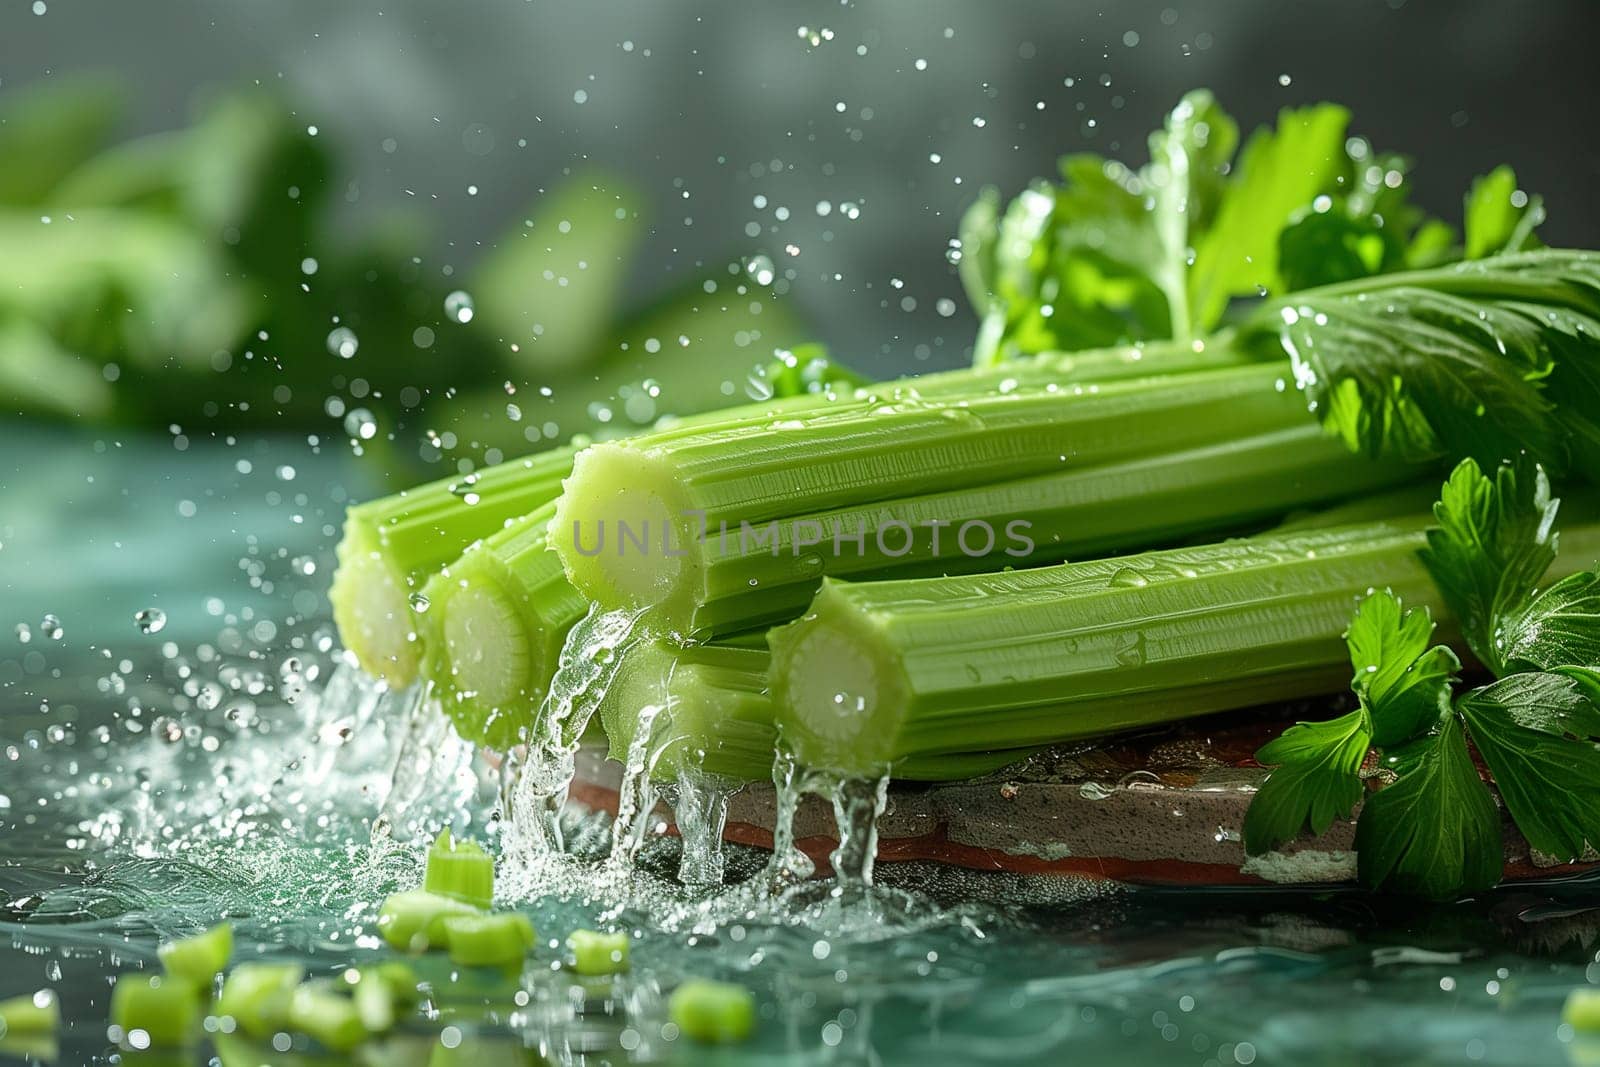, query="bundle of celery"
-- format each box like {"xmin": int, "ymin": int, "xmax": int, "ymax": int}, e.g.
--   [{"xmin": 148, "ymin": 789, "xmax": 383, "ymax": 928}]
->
[{"xmin": 401, "ymin": 340, "xmax": 1245, "ymax": 741}]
